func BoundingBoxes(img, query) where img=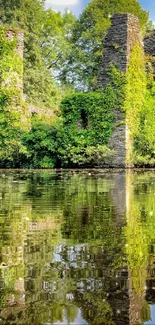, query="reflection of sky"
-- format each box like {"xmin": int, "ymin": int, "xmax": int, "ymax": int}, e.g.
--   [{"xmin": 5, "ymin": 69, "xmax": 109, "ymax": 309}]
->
[
  {"xmin": 144, "ymin": 305, "xmax": 155, "ymax": 325},
  {"xmin": 54, "ymin": 309, "xmax": 88, "ymax": 325}
]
